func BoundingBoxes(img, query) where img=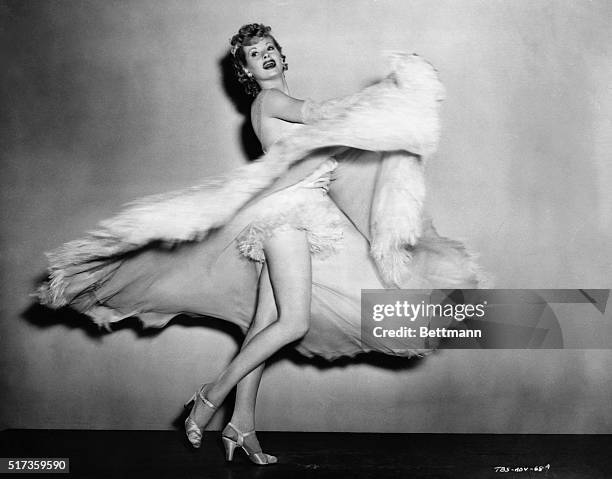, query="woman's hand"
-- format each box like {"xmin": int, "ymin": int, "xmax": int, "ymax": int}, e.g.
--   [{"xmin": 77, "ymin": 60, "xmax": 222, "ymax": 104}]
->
[{"xmin": 297, "ymin": 159, "xmax": 337, "ymax": 194}]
